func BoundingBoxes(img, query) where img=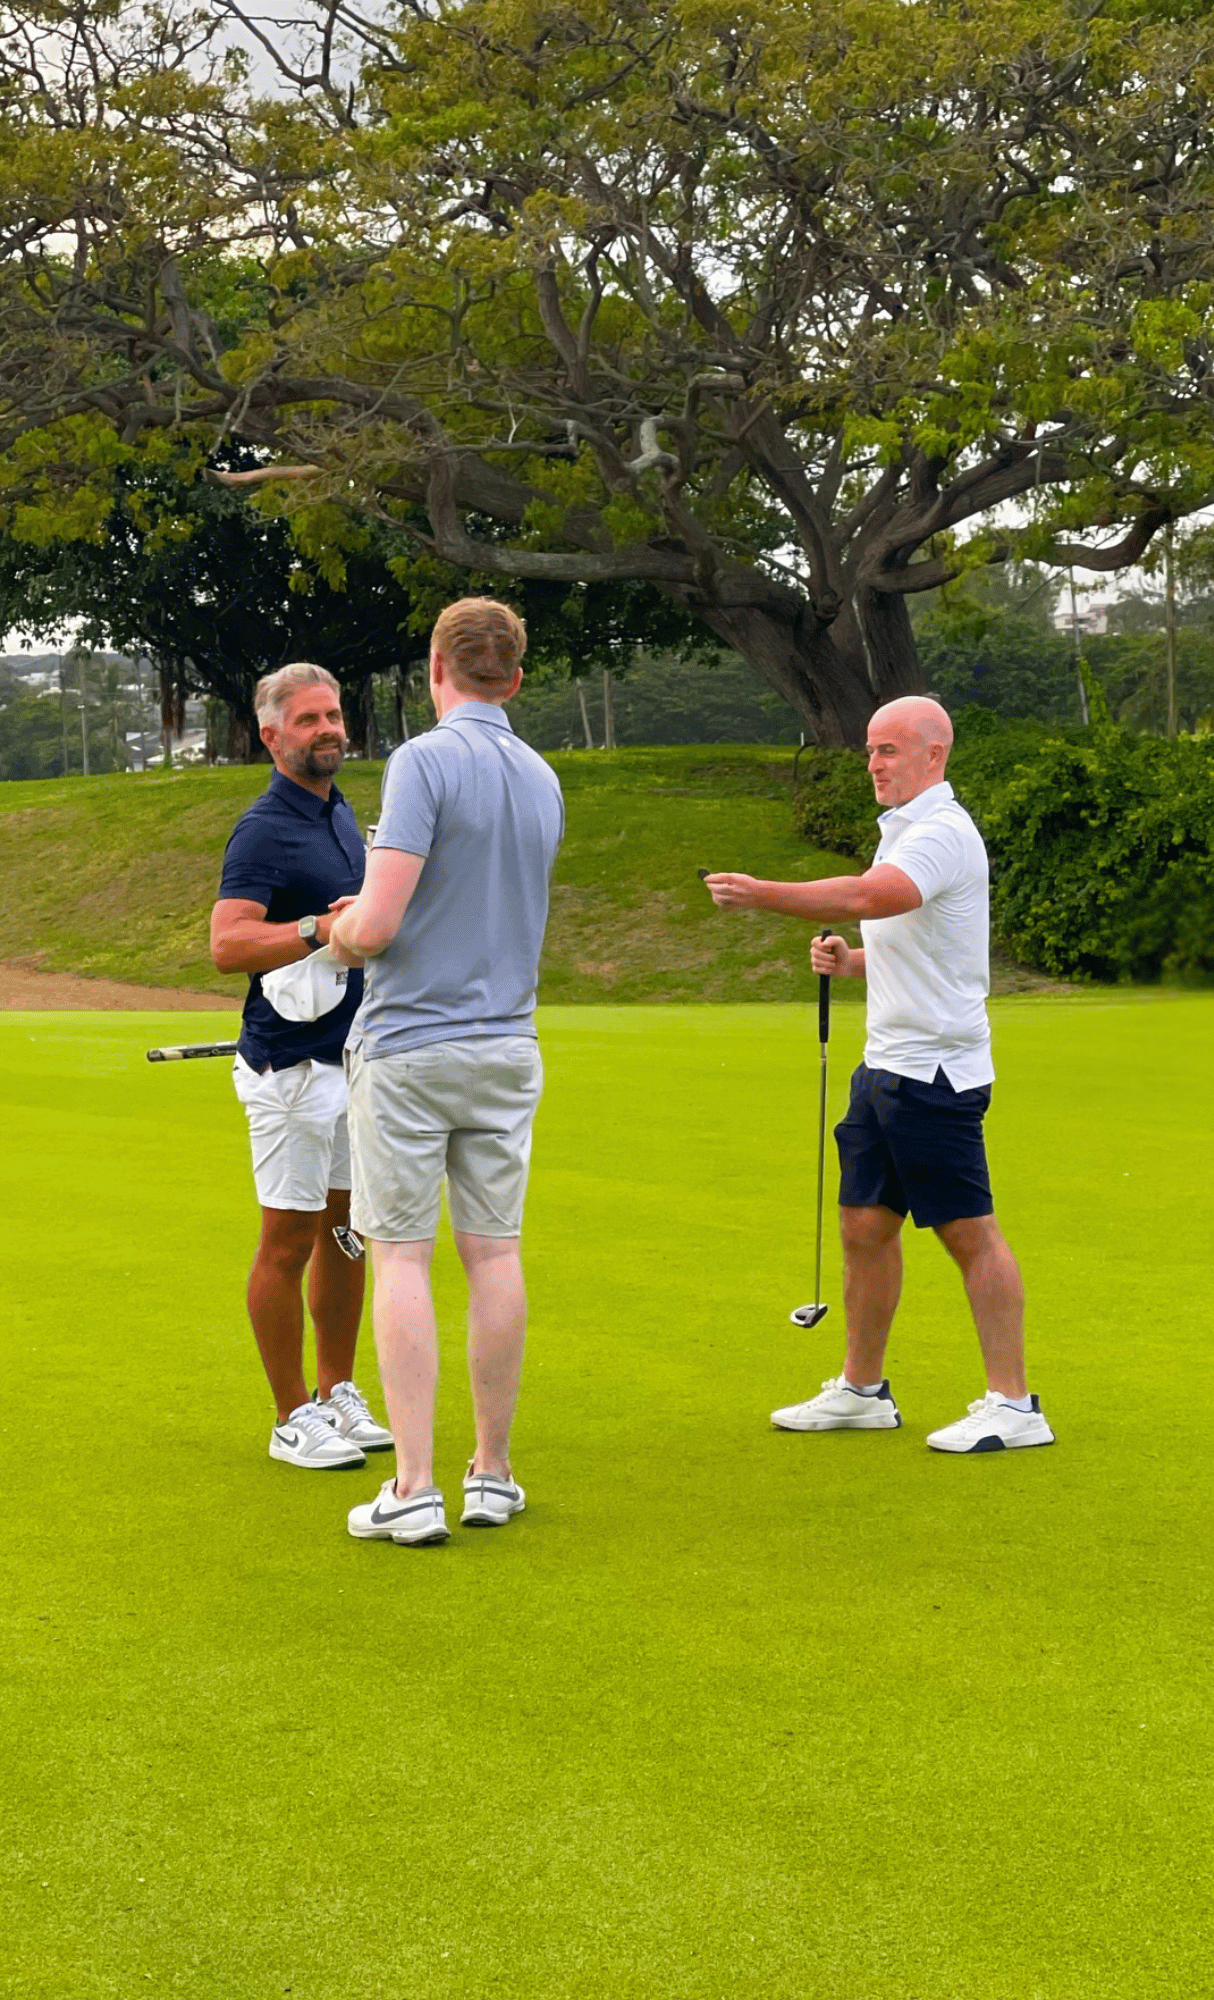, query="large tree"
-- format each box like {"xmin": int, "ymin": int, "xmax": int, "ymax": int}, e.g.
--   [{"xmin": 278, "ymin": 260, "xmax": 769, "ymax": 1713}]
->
[{"xmin": 1, "ymin": 2, "xmax": 1213, "ymax": 743}]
